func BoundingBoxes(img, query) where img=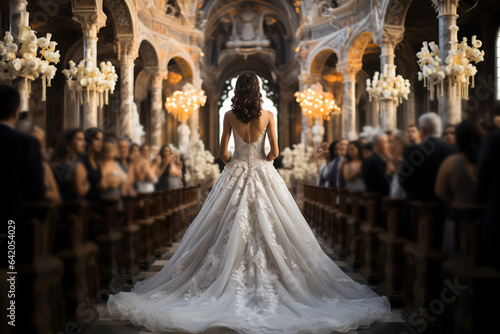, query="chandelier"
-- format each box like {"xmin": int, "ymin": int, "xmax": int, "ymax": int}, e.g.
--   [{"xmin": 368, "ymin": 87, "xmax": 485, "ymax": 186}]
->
[
  {"xmin": 294, "ymin": 83, "xmax": 340, "ymax": 120},
  {"xmin": 165, "ymin": 83, "xmax": 207, "ymax": 122},
  {"xmin": 416, "ymin": 25, "xmax": 484, "ymax": 100},
  {"xmin": 366, "ymin": 64, "xmax": 410, "ymax": 106},
  {"xmin": 62, "ymin": 52, "xmax": 118, "ymax": 107},
  {"xmin": 0, "ymin": 12, "xmax": 60, "ymax": 101}
]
